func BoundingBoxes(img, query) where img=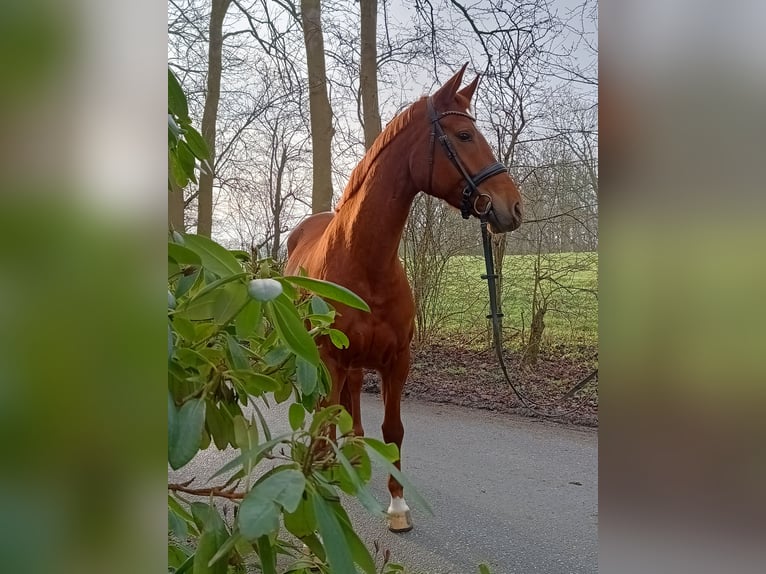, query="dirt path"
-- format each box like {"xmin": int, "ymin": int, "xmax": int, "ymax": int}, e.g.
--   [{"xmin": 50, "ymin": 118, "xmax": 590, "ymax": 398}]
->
[{"xmin": 362, "ymin": 344, "xmax": 598, "ymax": 427}]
